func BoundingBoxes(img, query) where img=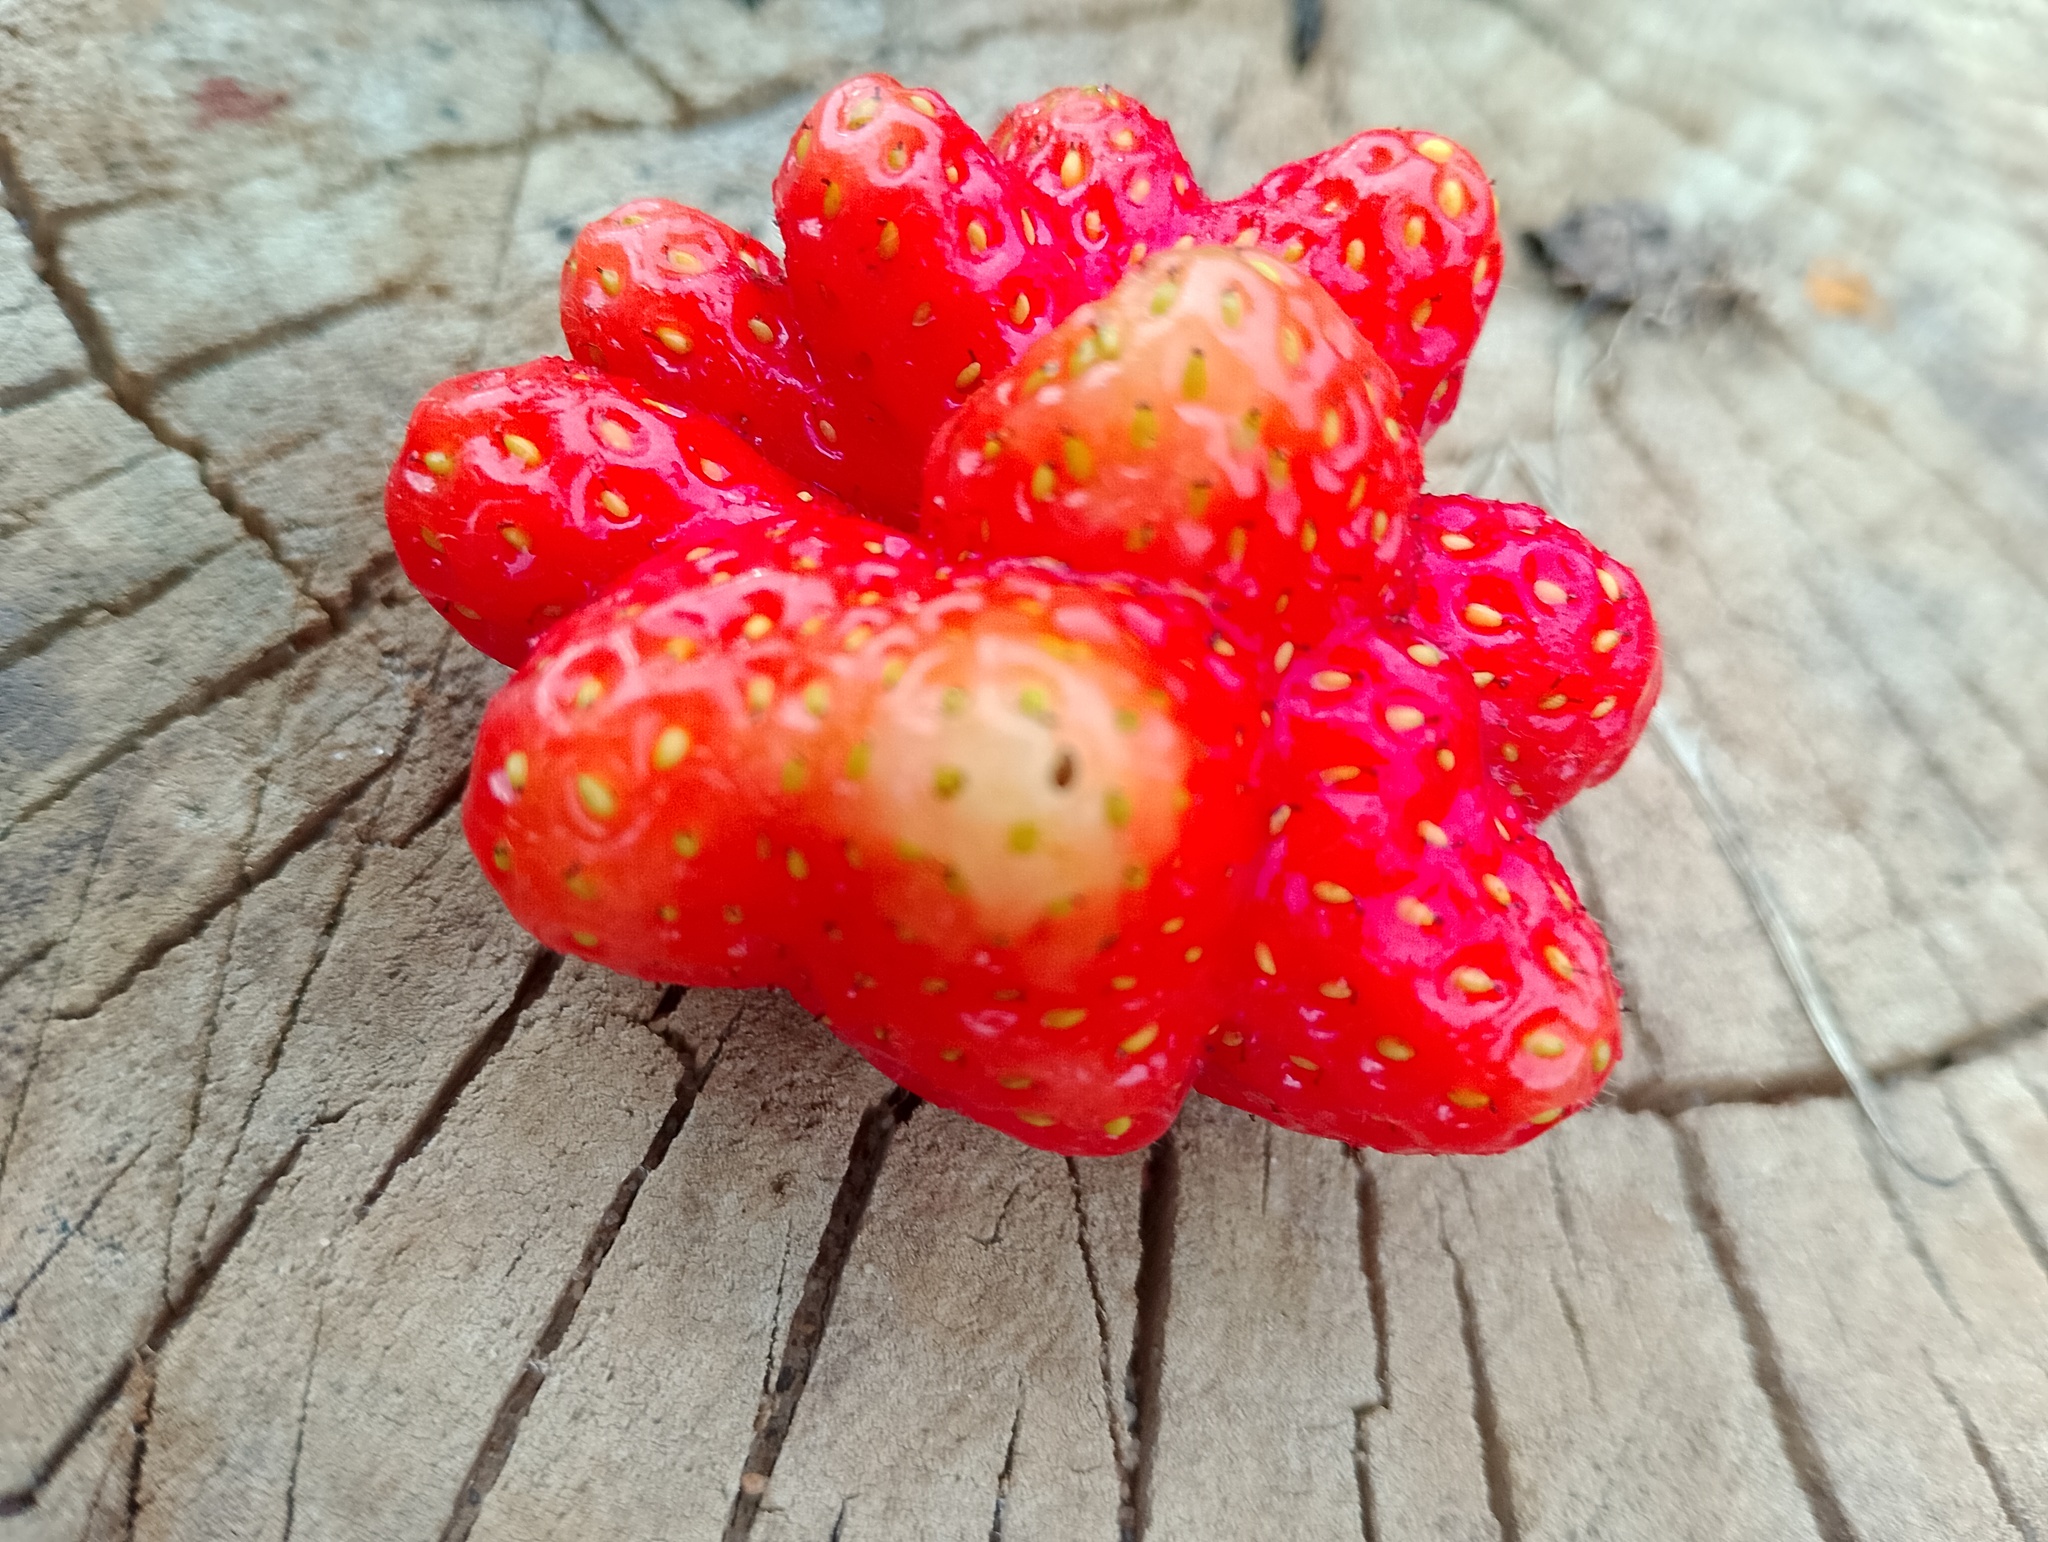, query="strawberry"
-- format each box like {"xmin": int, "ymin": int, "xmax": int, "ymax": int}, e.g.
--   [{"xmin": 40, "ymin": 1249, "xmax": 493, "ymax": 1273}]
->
[
  {"xmin": 1403, "ymin": 495, "xmax": 1661, "ymax": 819},
  {"xmin": 465, "ymin": 513, "xmax": 1265, "ymax": 1154},
  {"xmin": 1192, "ymin": 129, "xmax": 1503, "ymax": 437},
  {"xmin": 1197, "ymin": 620, "xmax": 1621, "ymax": 1151},
  {"xmin": 990, "ymin": 85, "xmax": 1208, "ymax": 294},
  {"xmin": 559, "ymin": 199, "xmax": 919, "ymax": 522},
  {"xmin": 772, "ymin": 75, "xmax": 1086, "ymax": 465},
  {"xmin": 924, "ymin": 246, "xmax": 1421, "ymax": 649},
  {"xmin": 385, "ymin": 356, "xmax": 845, "ymax": 665}
]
